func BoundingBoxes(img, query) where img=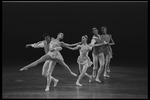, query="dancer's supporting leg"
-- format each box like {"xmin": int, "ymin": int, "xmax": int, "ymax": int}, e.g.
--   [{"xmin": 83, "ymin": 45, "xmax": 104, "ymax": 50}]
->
[
  {"xmin": 20, "ymin": 54, "xmax": 55, "ymax": 71},
  {"xmin": 103, "ymin": 54, "xmax": 110, "ymax": 77},
  {"xmin": 56, "ymin": 59, "xmax": 77, "ymax": 77},
  {"xmin": 78, "ymin": 63, "xmax": 92, "ymax": 82},
  {"xmin": 95, "ymin": 53, "xmax": 105, "ymax": 83},
  {"xmin": 78, "ymin": 63, "xmax": 82, "ymax": 73},
  {"xmin": 76, "ymin": 63, "xmax": 88, "ymax": 86},
  {"xmin": 42, "ymin": 60, "xmax": 59, "ymax": 86},
  {"xmin": 45, "ymin": 61, "xmax": 58, "ymax": 91},
  {"xmin": 92, "ymin": 54, "xmax": 98, "ymax": 79},
  {"xmin": 107, "ymin": 51, "xmax": 112, "ymax": 73},
  {"xmin": 49, "ymin": 61, "xmax": 59, "ymax": 87},
  {"xmin": 42, "ymin": 60, "xmax": 50, "ymax": 77}
]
